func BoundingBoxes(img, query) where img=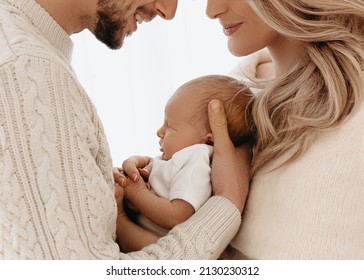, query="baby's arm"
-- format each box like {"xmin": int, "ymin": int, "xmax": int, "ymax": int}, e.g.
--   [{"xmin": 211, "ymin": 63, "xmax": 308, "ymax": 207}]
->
[{"xmin": 124, "ymin": 178, "xmax": 195, "ymax": 230}]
